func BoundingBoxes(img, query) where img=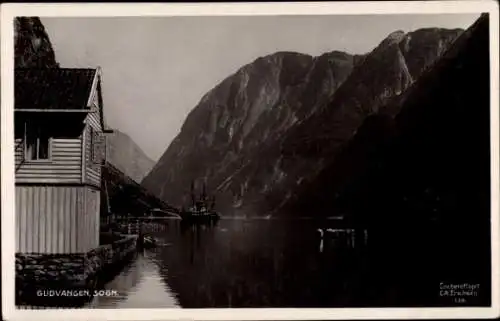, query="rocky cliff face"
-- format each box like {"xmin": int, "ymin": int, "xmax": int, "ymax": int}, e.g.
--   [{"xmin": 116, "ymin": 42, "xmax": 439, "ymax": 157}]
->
[
  {"xmin": 143, "ymin": 27, "xmax": 464, "ymax": 215},
  {"xmin": 272, "ymin": 27, "xmax": 463, "ymax": 214},
  {"xmin": 144, "ymin": 51, "xmax": 357, "ymax": 208},
  {"xmin": 106, "ymin": 129, "xmax": 155, "ymax": 183},
  {"xmin": 287, "ymin": 14, "xmax": 491, "ymax": 306},
  {"xmin": 14, "ymin": 17, "xmax": 58, "ymax": 68},
  {"xmin": 284, "ymin": 15, "xmax": 489, "ymax": 220}
]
